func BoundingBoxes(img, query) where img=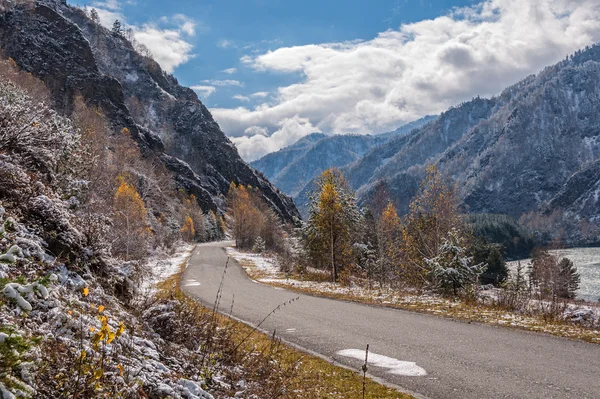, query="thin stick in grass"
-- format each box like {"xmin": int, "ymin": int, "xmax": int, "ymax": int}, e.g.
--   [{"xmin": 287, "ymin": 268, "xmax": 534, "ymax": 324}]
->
[{"xmin": 362, "ymin": 344, "xmax": 369, "ymax": 399}]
